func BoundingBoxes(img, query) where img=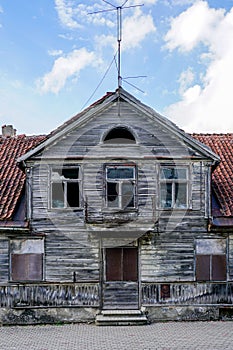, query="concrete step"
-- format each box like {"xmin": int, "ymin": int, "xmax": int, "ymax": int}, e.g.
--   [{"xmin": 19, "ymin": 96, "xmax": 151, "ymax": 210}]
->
[{"xmin": 96, "ymin": 309, "xmax": 148, "ymax": 326}]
